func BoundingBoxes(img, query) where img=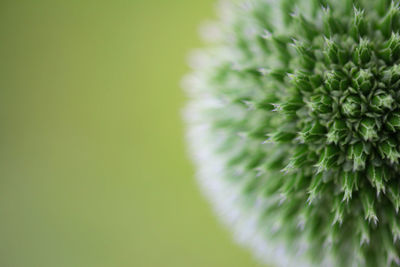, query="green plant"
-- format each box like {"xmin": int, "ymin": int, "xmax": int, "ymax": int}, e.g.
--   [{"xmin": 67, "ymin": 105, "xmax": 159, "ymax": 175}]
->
[{"xmin": 185, "ymin": 0, "xmax": 400, "ymax": 266}]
